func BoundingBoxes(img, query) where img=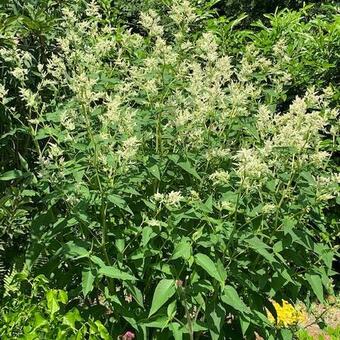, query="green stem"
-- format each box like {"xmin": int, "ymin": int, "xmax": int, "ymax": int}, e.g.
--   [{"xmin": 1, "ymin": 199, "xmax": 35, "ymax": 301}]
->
[
  {"xmin": 100, "ymin": 202, "xmax": 110, "ymax": 264},
  {"xmin": 82, "ymin": 102, "xmax": 103, "ymax": 194},
  {"xmin": 225, "ymin": 177, "xmax": 245, "ymax": 256},
  {"xmin": 81, "ymin": 100, "xmax": 114, "ymax": 293},
  {"xmin": 178, "ymin": 286, "xmax": 194, "ymax": 340}
]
